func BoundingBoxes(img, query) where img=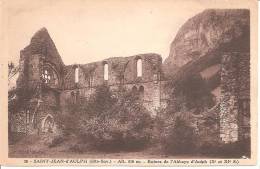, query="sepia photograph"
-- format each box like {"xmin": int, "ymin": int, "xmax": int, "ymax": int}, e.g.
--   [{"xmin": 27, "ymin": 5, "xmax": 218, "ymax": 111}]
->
[{"xmin": 0, "ymin": 0, "xmax": 258, "ymax": 166}]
